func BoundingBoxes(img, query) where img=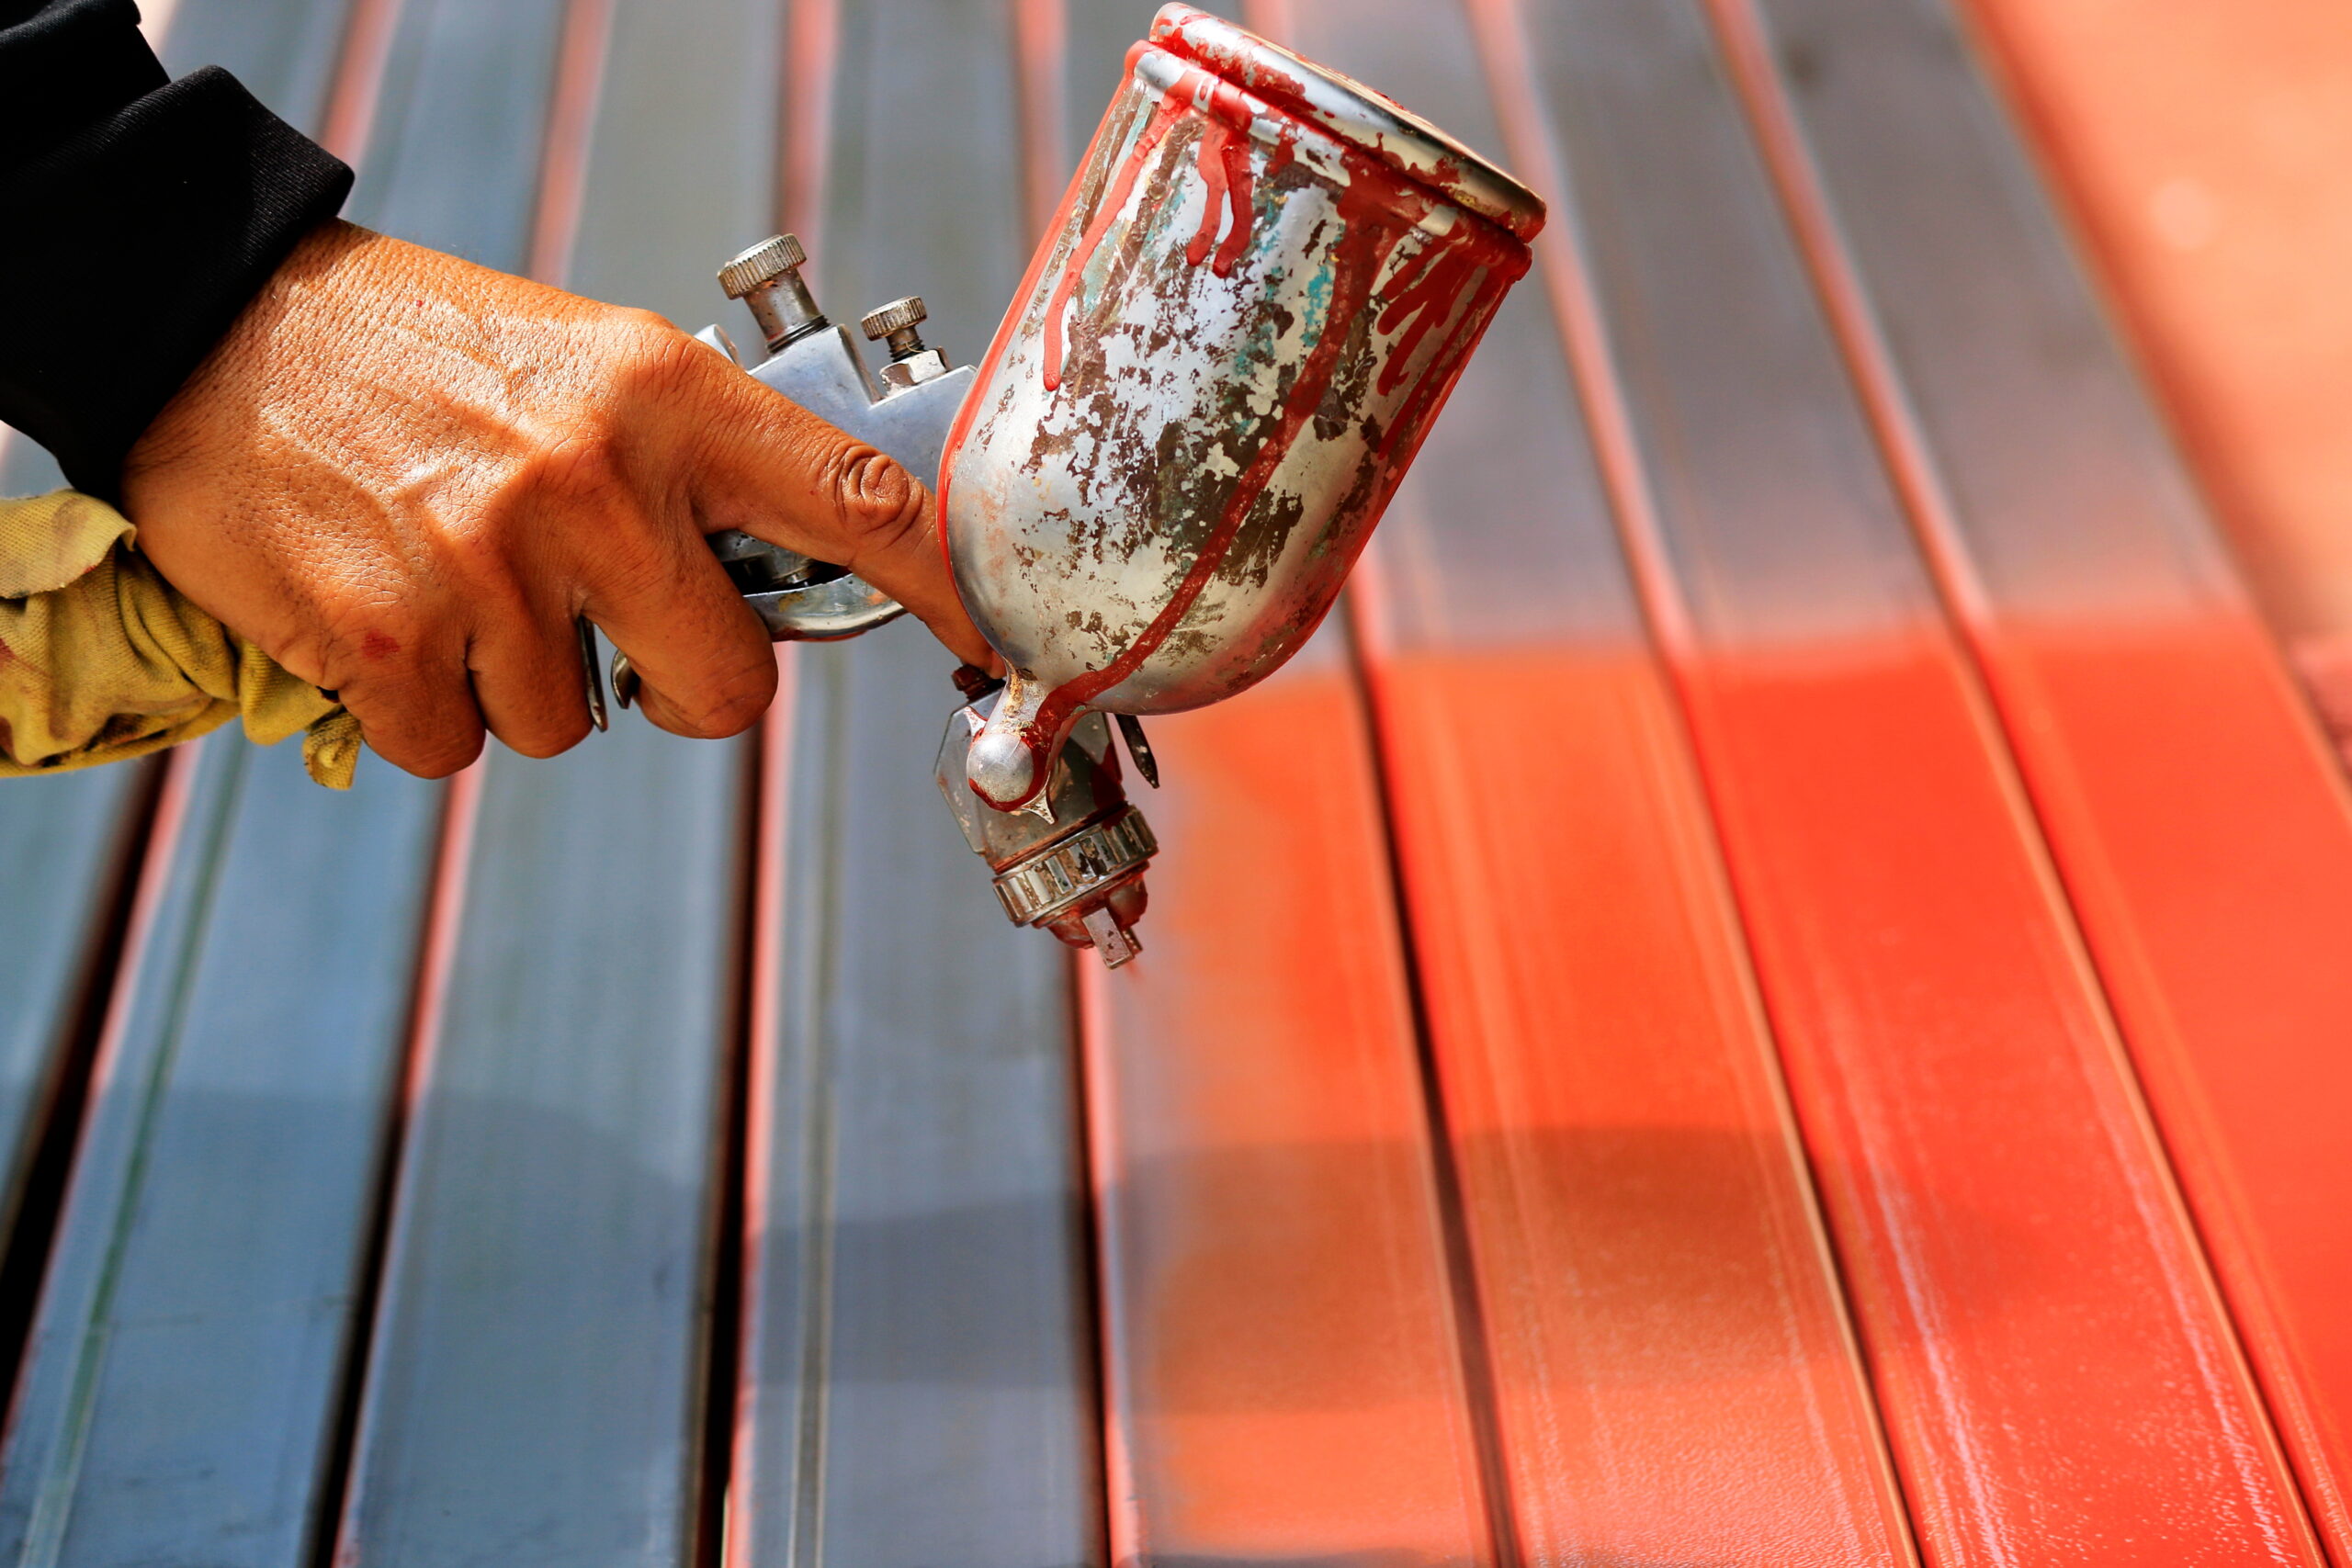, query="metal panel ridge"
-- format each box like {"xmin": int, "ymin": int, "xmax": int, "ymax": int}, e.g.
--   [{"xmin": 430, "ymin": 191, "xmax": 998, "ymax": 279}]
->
[
  {"xmin": 729, "ymin": 2, "xmax": 1102, "ymax": 1563},
  {"xmin": 1278, "ymin": 0, "xmax": 1920, "ymax": 1561},
  {"xmin": 1493, "ymin": 0, "xmax": 2324, "ymax": 1558},
  {"xmin": 1708, "ymin": 0, "xmax": 2352, "ymax": 1548}
]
